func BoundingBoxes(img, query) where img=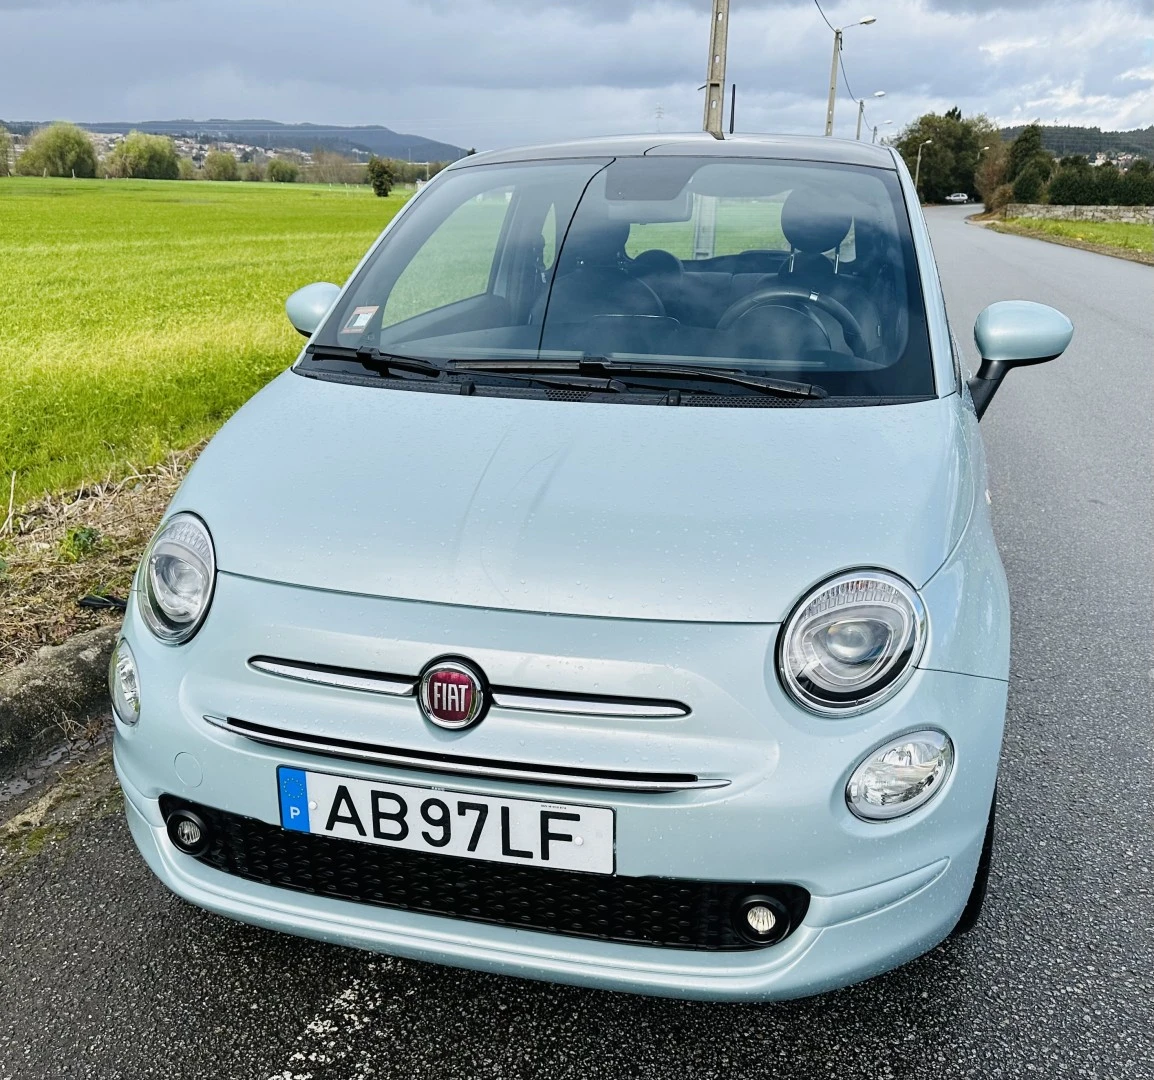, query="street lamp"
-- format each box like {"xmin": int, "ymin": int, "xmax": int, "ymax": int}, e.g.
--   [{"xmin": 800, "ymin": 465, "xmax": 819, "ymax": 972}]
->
[
  {"xmin": 914, "ymin": 137, "xmax": 933, "ymax": 197},
  {"xmin": 856, "ymin": 90, "xmax": 885, "ymax": 140},
  {"xmin": 872, "ymin": 119, "xmax": 893, "ymax": 144},
  {"xmin": 824, "ymin": 15, "xmax": 876, "ymax": 137}
]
